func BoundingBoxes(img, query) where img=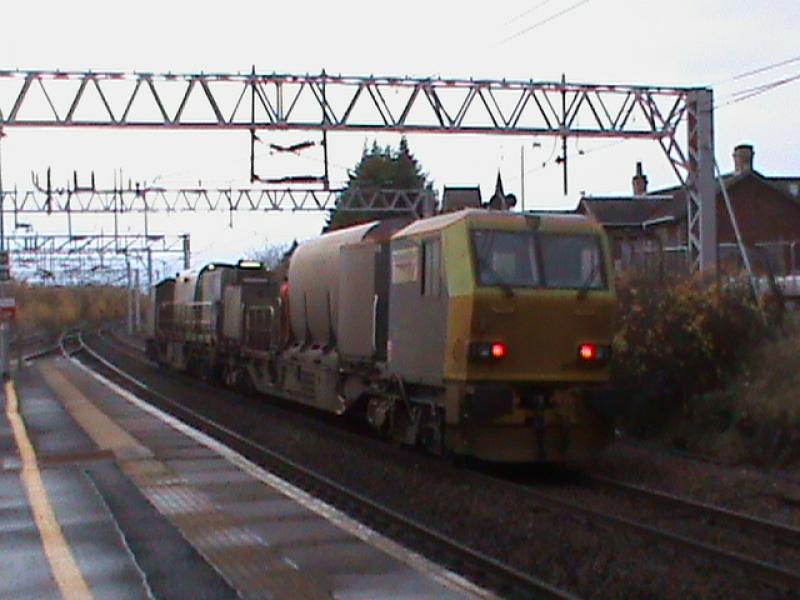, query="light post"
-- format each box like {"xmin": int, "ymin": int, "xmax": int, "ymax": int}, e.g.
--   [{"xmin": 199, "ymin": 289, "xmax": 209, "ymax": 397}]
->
[{"xmin": 0, "ymin": 116, "xmax": 13, "ymax": 377}]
